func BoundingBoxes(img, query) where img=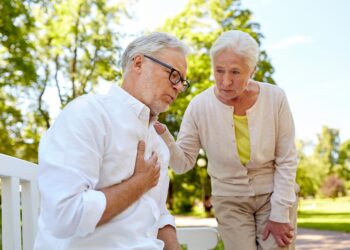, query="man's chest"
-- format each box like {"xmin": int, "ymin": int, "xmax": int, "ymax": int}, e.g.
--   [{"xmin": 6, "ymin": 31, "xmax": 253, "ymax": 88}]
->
[{"xmin": 96, "ymin": 121, "xmax": 169, "ymax": 188}]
